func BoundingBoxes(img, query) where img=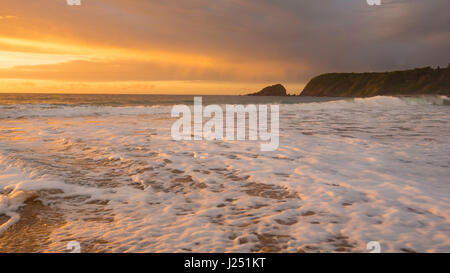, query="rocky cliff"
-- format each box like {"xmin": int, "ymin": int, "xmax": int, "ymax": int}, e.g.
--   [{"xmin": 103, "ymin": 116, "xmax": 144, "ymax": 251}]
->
[{"xmin": 300, "ymin": 66, "xmax": 450, "ymax": 97}]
